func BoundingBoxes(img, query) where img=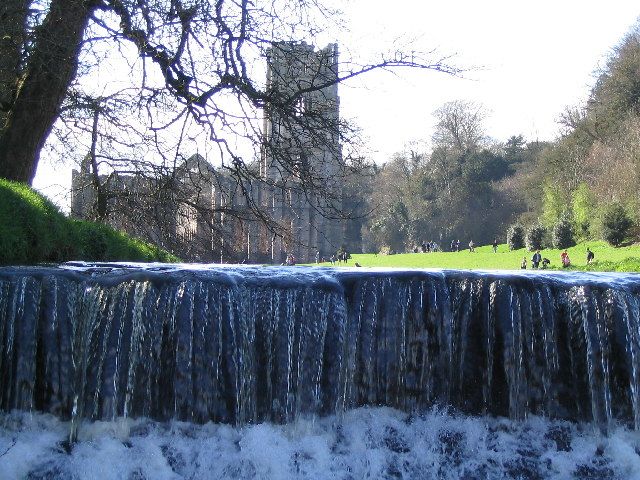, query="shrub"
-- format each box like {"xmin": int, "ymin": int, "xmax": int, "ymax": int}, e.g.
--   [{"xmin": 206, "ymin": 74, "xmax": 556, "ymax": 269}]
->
[
  {"xmin": 507, "ymin": 223, "xmax": 525, "ymax": 250},
  {"xmin": 552, "ymin": 214, "xmax": 575, "ymax": 249},
  {"xmin": 602, "ymin": 203, "xmax": 633, "ymax": 246},
  {"xmin": 525, "ymin": 224, "xmax": 546, "ymax": 251}
]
